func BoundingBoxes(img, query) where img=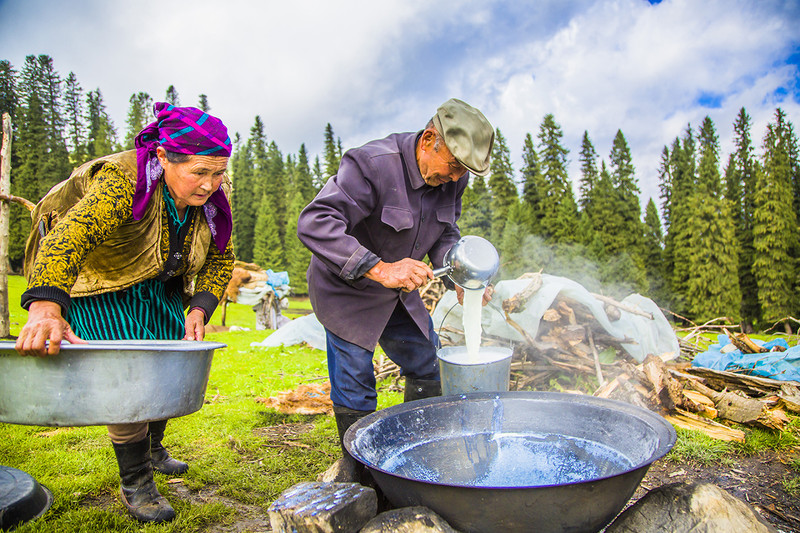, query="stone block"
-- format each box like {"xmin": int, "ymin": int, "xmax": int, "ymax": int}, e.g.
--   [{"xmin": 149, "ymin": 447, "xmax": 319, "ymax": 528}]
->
[
  {"xmin": 268, "ymin": 481, "xmax": 377, "ymax": 533},
  {"xmin": 606, "ymin": 482, "xmax": 777, "ymax": 533},
  {"xmin": 360, "ymin": 506, "xmax": 460, "ymax": 532}
]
